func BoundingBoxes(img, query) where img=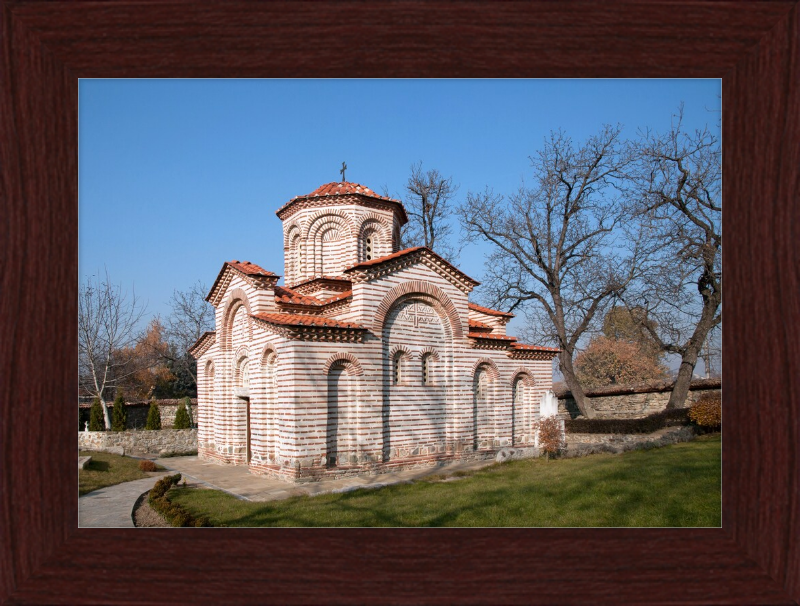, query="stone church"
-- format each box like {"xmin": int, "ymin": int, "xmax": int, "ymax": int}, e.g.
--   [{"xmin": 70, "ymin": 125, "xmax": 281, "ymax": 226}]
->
[{"xmin": 189, "ymin": 180, "xmax": 559, "ymax": 482}]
